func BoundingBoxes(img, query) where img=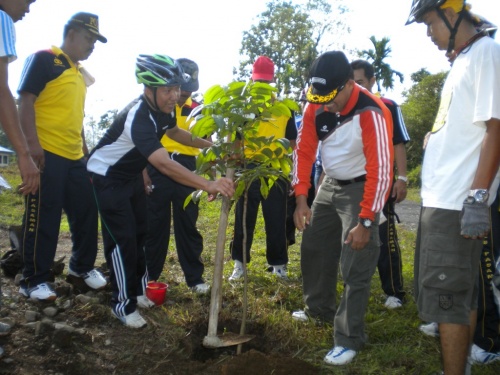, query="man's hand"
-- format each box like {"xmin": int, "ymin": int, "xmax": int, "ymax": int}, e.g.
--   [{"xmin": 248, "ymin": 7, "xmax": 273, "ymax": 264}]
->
[
  {"xmin": 142, "ymin": 169, "xmax": 153, "ymax": 195},
  {"xmin": 344, "ymin": 224, "xmax": 370, "ymax": 250},
  {"xmin": 392, "ymin": 179, "xmax": 407, "ymax": 203},
  {"xmin": 293, "ymin": 195, "xmax": 311, "ymax": 232},
  {"xmin": 28, "ymin": 142, "xmax": 45, "ymax": 172},
  {"xmin": 17, "ymin": 154, "xmax": 39, "ymax": 196},
  {"xmin": 205, "ymin": 177, "xmax": 234, "ymax": 198},
  {"xmin": 460, "ymin": 201, "xmax": 490, "ymax": 239}
]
